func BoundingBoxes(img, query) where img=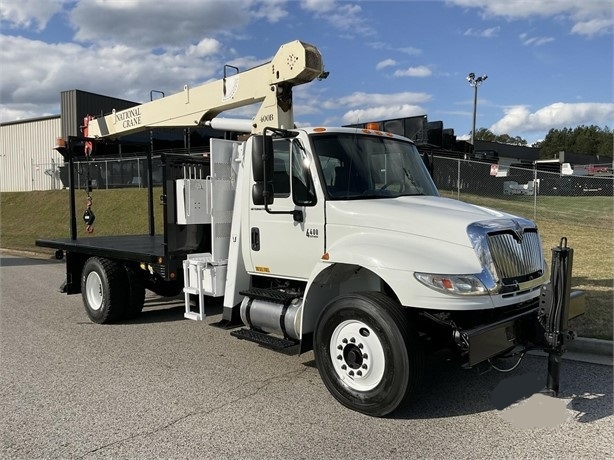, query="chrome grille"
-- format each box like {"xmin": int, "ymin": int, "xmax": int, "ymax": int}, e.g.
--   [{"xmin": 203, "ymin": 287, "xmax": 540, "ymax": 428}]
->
[{"xmin": 487, "ymin": 230, "xmax": 543, "ymax": 281}]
